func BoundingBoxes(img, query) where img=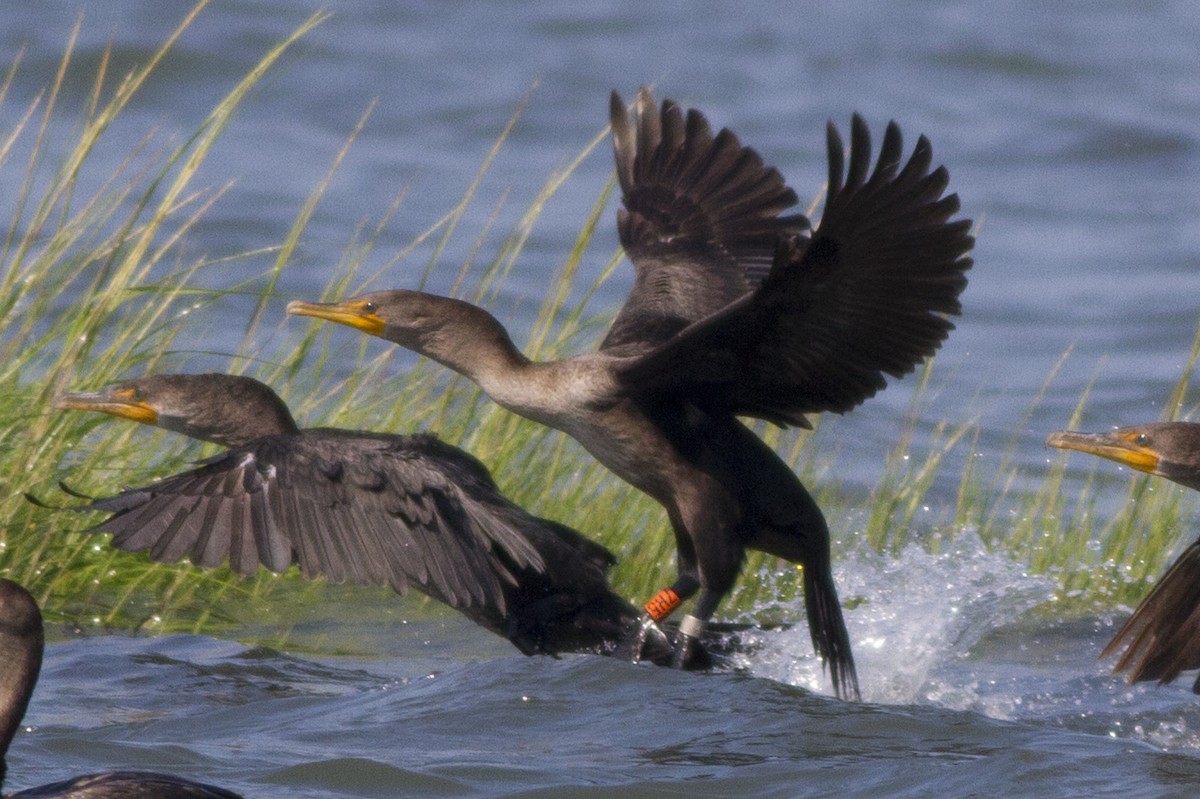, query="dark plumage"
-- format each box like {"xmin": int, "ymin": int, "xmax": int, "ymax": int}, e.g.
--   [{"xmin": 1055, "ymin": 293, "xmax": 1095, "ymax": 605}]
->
[
  {"xmin": 0, "ymin": 578, "xmax": 243, "ymax": 798},
  {"xmin": 52, "ymin": 373, "xmax": 667, "ymax": 661},
  {"xmin": 1047, "ymin": 422, "xmax": 1200, "ymax": 691},
  {"xmin": 288, "ymin": 88, "xmax": 974, "ymax": 700}
]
